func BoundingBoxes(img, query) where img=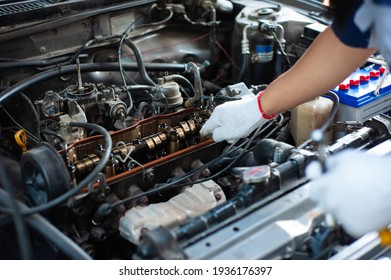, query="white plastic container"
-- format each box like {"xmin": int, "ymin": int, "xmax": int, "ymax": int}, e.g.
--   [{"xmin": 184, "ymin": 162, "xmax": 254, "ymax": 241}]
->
[{"xmin": 290, "ymin": 96, "xmax": 333, "ymax": 146}]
